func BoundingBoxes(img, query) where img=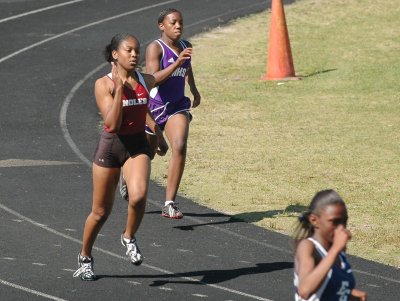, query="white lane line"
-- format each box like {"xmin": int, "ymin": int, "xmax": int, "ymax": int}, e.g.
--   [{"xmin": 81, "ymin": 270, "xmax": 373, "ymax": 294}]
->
[
  {"xmin": 62, "ymin": 268, "xmax": 75, "ymax": 272},
  {"xmin": 0, "ymin": 0, "xmax": 84, "ymax": 24},
  {"xmin": 0, "ymin": 159, "xmax": 80, "ymax": 168},
  {"xmin": 0, "ymin": 0, "xmax": 180, "ymax": 64},
  {"xmin": 60, "ymin": 62, "xmax": 107, "ymax": 166},
  {"xmin": 64, "ymin": 228, "xmax": 77, "ymax": 232},
  {"xmin": 0, "ymin": 202, "xmax": 273, "ymax": 301},
  {"xmin": 0, "ymin": 278, "xmax": 68, "ymax": 301},
  {"xmin": 192, "ymin": 293, "xmax": 208, "ymax": 298},
  {"xmin": 177, "ymin": 248, "xmax": 192, "ymax": 253},
  {"xmin": 184, "ymin": 1, "xmax": 268, "ymax": 29}
]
